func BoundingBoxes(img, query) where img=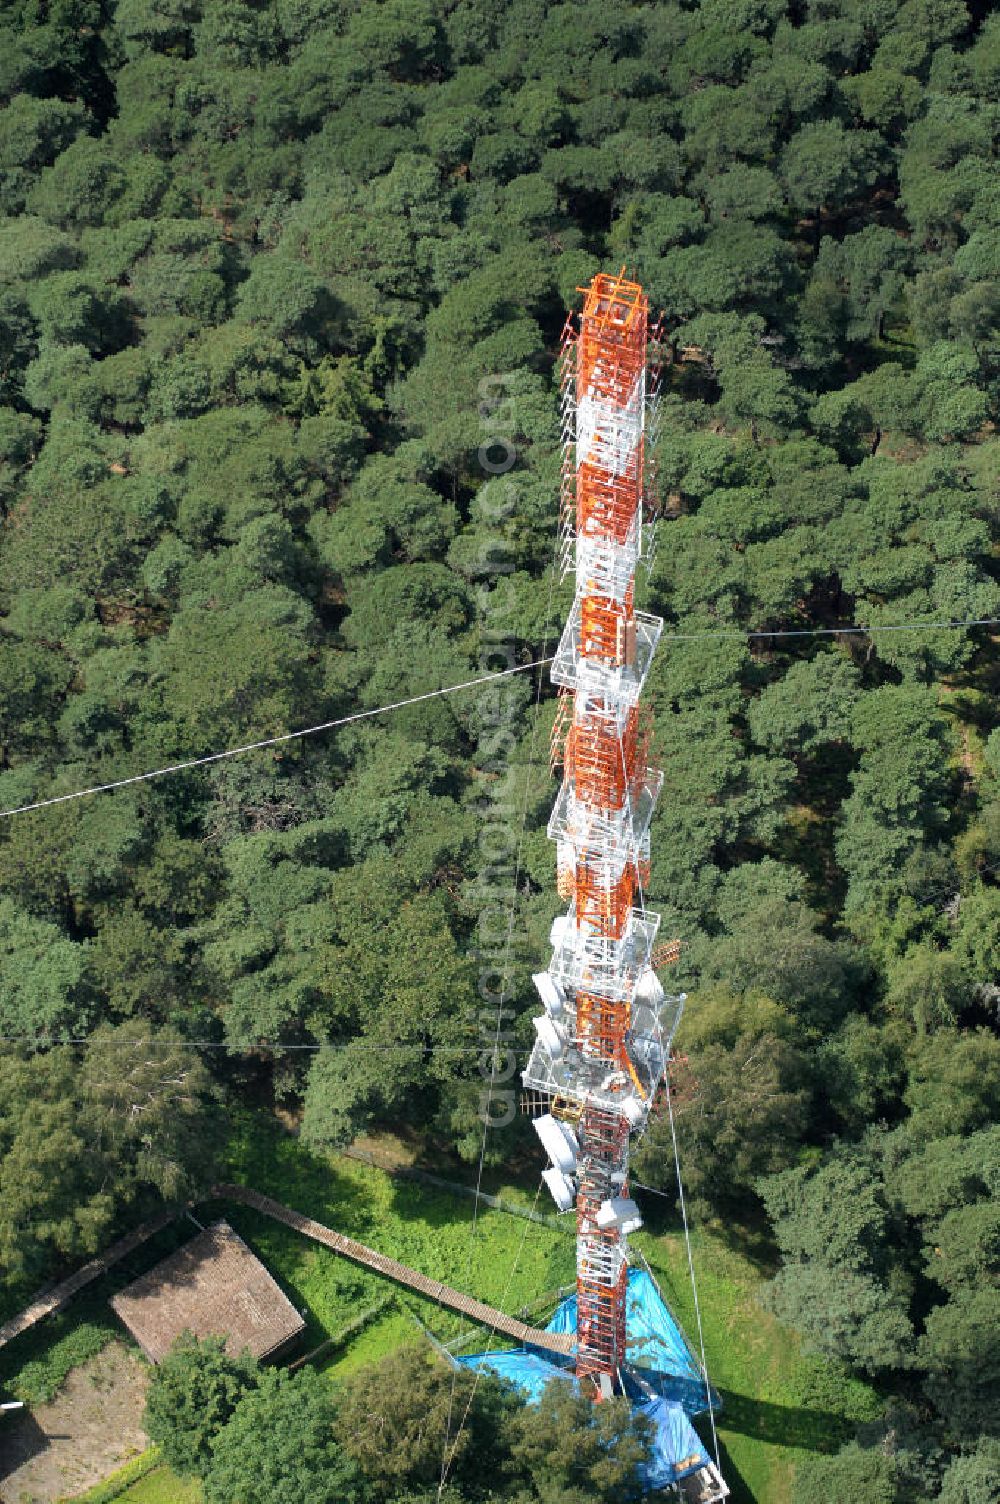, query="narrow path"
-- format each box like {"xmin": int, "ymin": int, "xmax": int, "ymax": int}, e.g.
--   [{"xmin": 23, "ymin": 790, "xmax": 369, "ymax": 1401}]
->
[
  {"xmin": 213, "ymin": 1183, "xmax": 574, "ymax": 1357},
  {"xmin": 0, "ymin": 1210, "xmax": 175, "ymax": 1353}
]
